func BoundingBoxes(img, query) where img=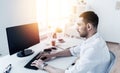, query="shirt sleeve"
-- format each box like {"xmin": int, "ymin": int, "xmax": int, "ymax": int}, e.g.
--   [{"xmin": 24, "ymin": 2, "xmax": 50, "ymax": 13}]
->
[
  {"xmin": 66, "ymin": 48, "xmax": 101, "ymax": 73},
  {"xmin": 69, "ymin": 45, "xmax": 81, "ymax": 57}
]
